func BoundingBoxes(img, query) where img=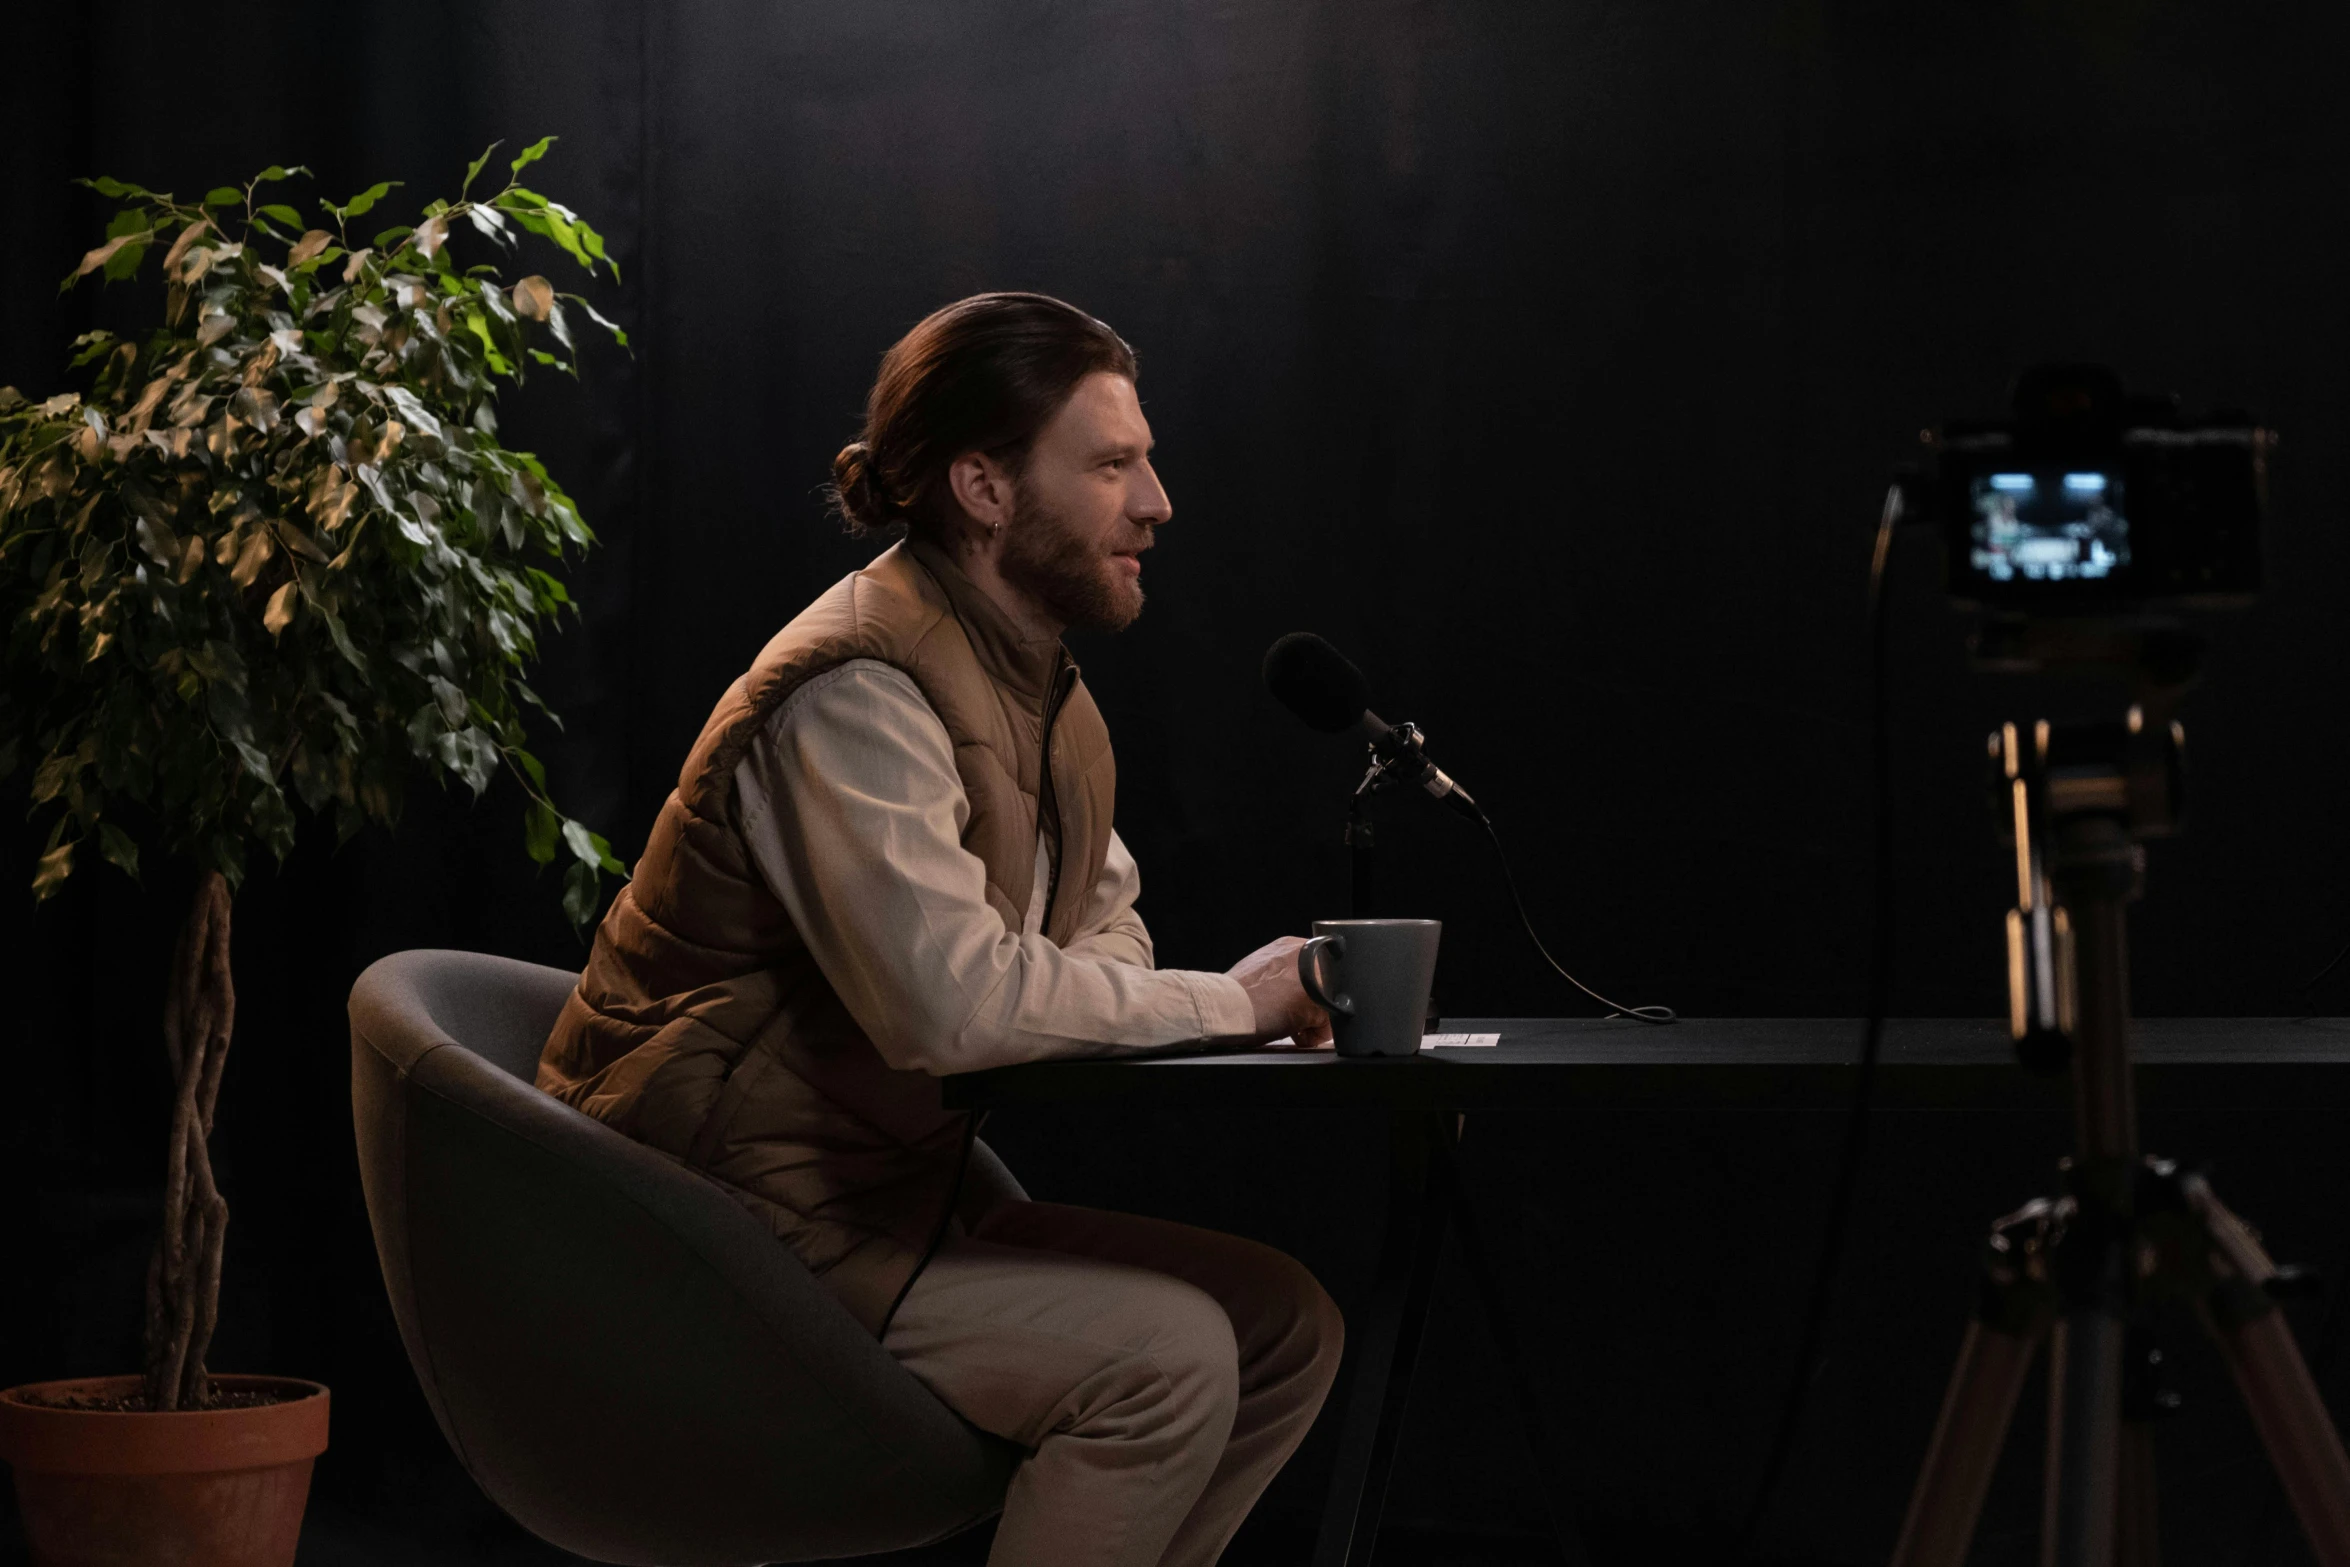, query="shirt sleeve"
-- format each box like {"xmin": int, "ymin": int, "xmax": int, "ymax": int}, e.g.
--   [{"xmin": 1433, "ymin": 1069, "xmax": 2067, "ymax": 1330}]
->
[
  {"xmin": 732, "ymin": 660, "xmax": 1257, "ymax": 1074},
  {"xmin": 1064, "ymin": 830, "xmax": 1153, "ymax": 968}
]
